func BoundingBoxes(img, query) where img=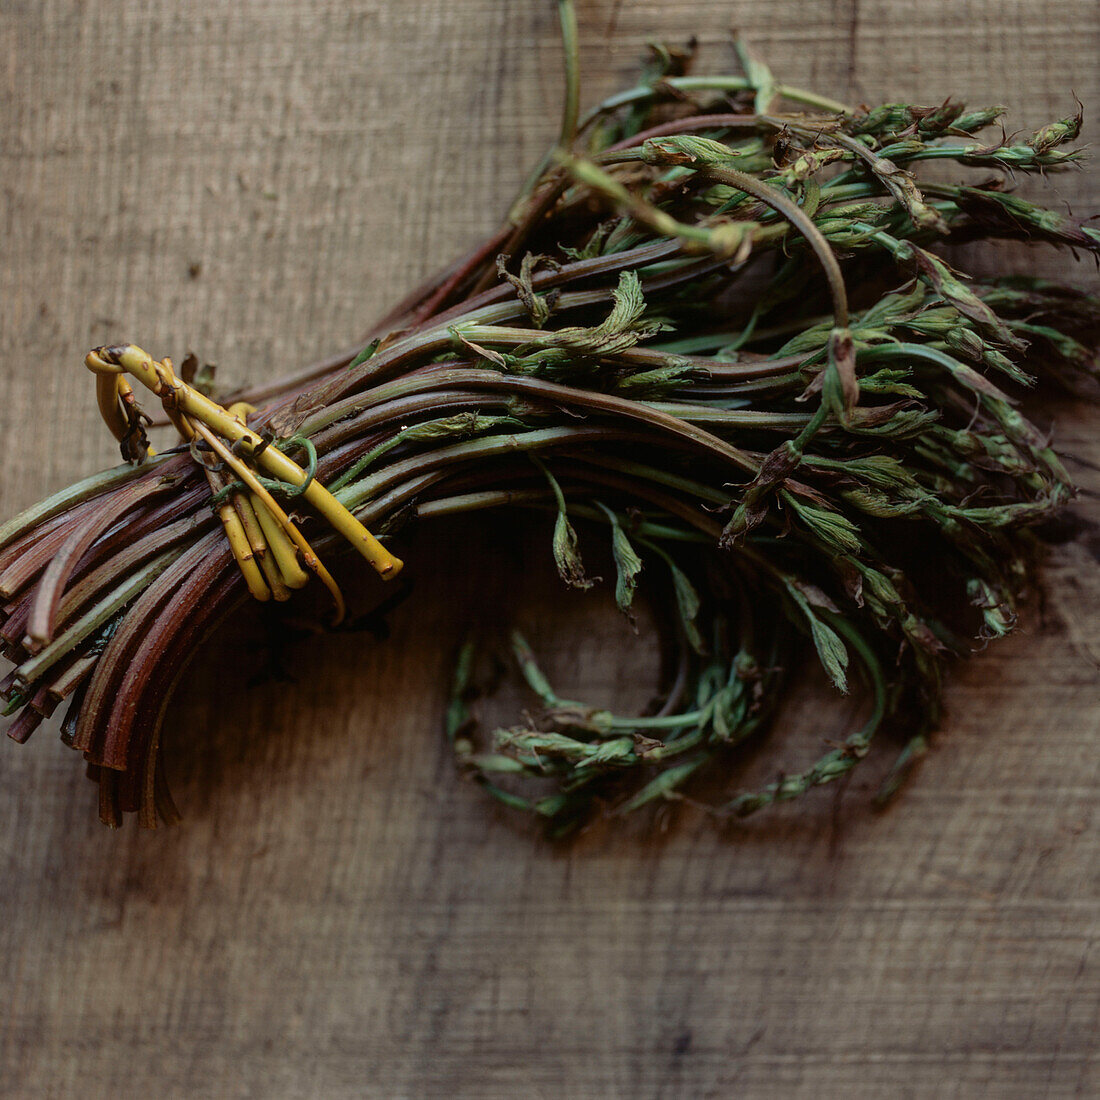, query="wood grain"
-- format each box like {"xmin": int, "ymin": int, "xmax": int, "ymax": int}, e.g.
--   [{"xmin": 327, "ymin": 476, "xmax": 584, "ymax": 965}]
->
[{"xmin": 1, "ymin": 2, "xmax": 1097, "ymax": 1097}]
